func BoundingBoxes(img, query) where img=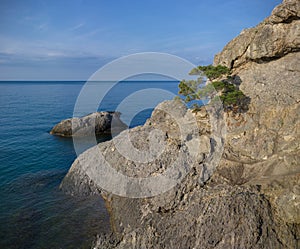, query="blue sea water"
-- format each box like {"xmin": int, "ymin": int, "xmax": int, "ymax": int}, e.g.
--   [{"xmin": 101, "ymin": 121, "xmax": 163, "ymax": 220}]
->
[{"xmin": 0, "ymin": 81, "xmax": 179, "ymax": 249}]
